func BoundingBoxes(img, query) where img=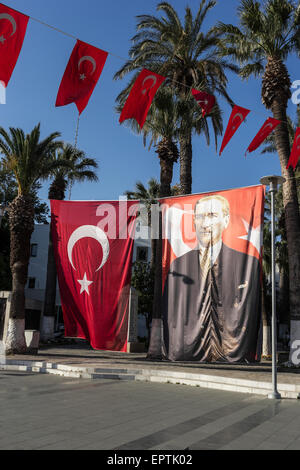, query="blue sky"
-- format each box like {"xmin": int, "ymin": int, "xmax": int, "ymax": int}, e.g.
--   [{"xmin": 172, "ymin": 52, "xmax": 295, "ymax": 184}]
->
[{"xmin": 1, "ymin": 0, "xmax": 299, "ymax": 208}]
